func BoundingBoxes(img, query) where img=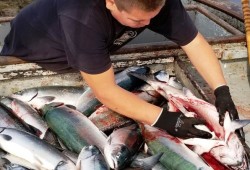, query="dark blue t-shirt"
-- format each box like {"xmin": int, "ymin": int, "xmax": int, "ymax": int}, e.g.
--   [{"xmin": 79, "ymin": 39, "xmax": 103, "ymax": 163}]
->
[{"xmin": 1, "ymin": 0, "xmax": 197, "ymax": 73}]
